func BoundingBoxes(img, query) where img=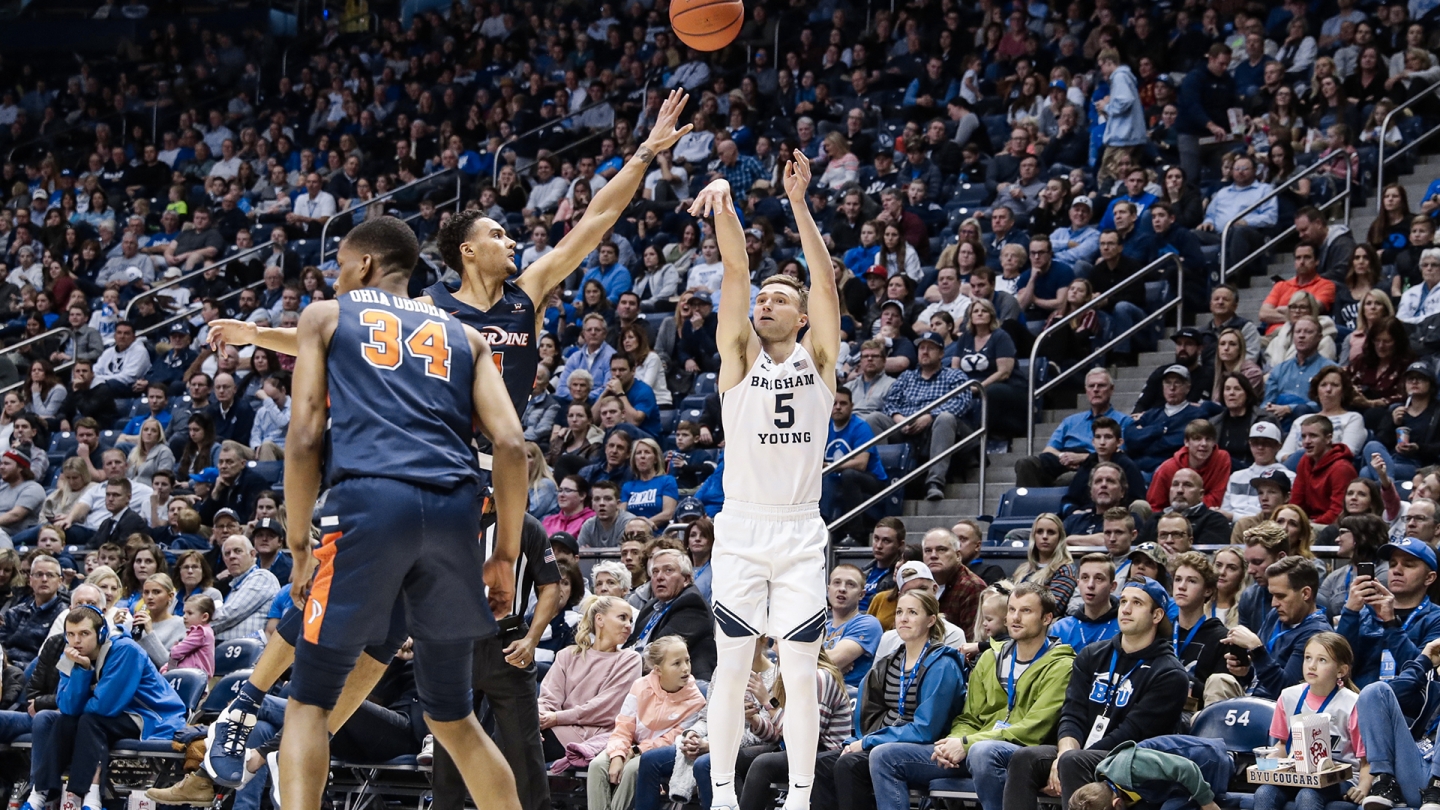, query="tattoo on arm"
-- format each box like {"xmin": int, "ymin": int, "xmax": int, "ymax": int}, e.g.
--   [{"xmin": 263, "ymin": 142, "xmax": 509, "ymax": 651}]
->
[{"xmin": 636, "ymin": 146, "xmax": 656, "ymax": 163}]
